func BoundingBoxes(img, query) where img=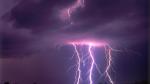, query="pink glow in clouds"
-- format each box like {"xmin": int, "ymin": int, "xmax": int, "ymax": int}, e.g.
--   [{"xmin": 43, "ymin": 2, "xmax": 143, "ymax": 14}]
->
[{"xmin": 67, "ymin": 40, "xmax": 107, "ymax": 47}]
